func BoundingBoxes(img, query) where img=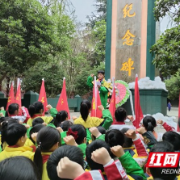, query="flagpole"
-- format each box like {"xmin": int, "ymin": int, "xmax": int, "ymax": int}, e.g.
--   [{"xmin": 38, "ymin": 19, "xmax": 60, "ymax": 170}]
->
[
  {"xmin": 112, "ymin": 77, "xmax": 115, "ymax": 105},
  {"xmin": 132, "ymin": 74, "xmax": 139, "ymax": 121},
  {"xmin": 94, "ymin": 76, "xmax": 97, "ymax": 117},
  {"xmin": 17, "ymin": 78, "xmax": 19, "ymax": 89},
  {"xmin": 178, "ymin": 91, "xmax": 180, "ymax": 132},
  {"xmin": 129, "ymin": 89, "xmax": 135, "ymax": 119},
  {"xmin": 131, "ymin": 74, "xmax": 139, "ymax": 120},
  {"xmin": 112, "ymin": 77, "xmax": 115, "ymax": 87}
]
